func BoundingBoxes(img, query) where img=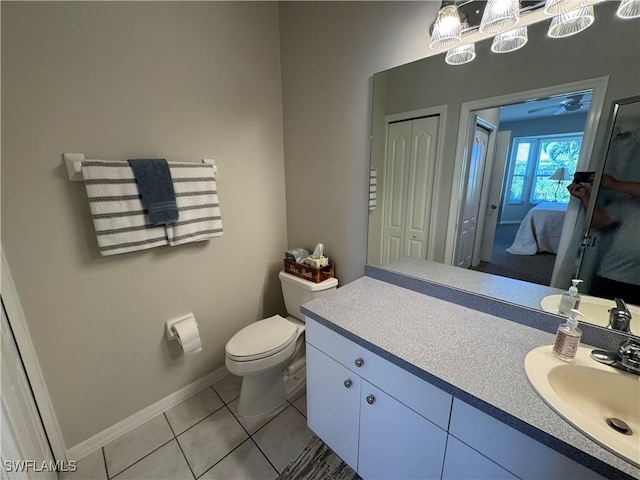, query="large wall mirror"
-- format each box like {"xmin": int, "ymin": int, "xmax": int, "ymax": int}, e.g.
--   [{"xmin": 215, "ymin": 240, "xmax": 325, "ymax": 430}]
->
[{"xmin": 367, "ymin": 1, "xmax": 640, "ymax": 336}]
